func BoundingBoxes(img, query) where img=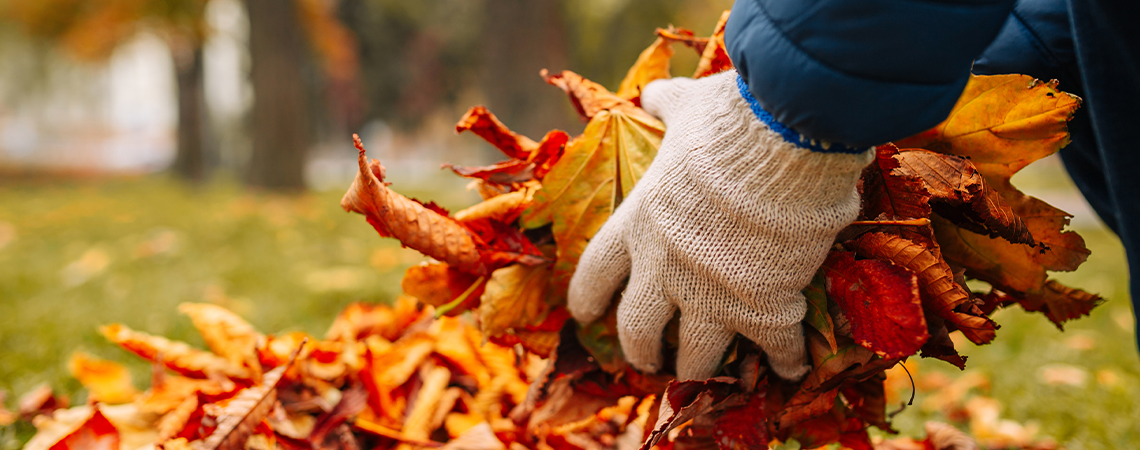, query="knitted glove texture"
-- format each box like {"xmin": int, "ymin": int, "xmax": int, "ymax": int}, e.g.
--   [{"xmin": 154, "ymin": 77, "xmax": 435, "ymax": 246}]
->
[{"xmin": 567, "ymin": 70, "xmax": 873, "ymax": 381}]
